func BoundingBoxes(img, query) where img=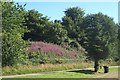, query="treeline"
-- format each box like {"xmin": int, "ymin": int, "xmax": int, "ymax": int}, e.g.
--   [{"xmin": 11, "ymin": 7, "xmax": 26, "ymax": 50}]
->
[{"xmin": 1, "ymin": 2, "xmax": 119, "ymax": 71}]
